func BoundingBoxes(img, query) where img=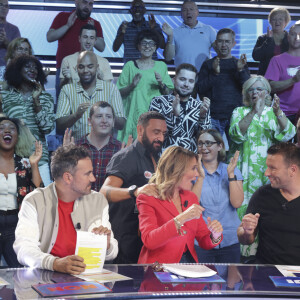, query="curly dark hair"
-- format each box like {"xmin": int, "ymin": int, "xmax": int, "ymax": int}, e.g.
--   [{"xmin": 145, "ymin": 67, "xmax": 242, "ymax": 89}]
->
[
  {"xmin": 135, "ymin": 29, "xmax": 159, "ymax": 51},
  {"xmin": 4, "ymin": 55, "xmax": 47, "ymax": 89}
]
